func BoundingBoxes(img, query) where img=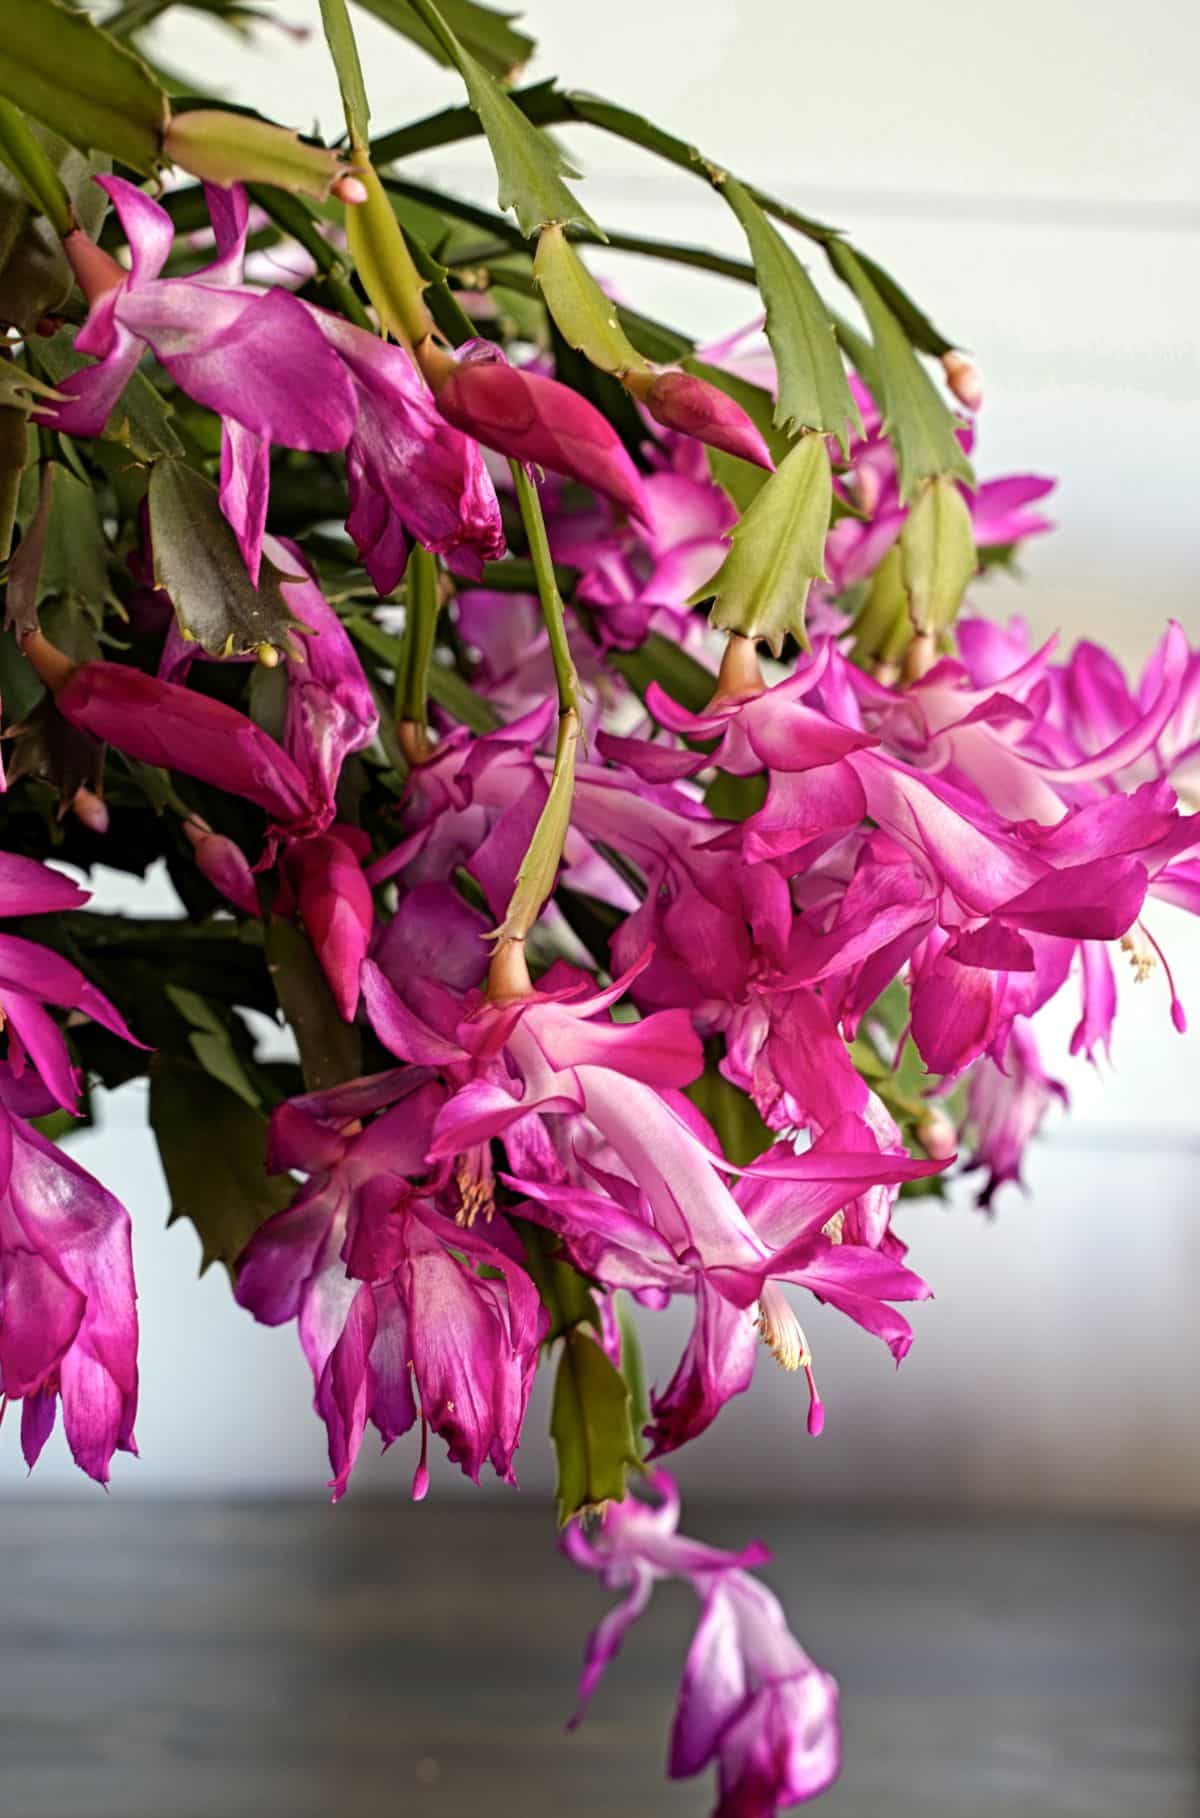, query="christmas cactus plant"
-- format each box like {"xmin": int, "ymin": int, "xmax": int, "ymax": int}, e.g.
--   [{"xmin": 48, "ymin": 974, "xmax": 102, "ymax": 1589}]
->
[{"xmin": 0, "ymin": 1, "xmax": 1193, "ymax": 1809}]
